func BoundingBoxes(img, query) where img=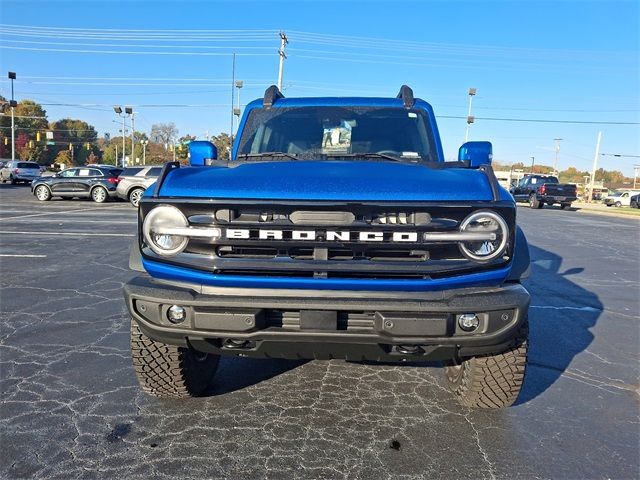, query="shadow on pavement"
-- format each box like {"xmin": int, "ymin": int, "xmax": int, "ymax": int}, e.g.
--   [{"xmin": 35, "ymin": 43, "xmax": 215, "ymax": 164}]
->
[
  {"xmin": 207, "ymin": 357, "xmax": 307, "ymax": 396},
  {"xmin": 516, "ymin": 244, "xmax": 603, "ymax": 404}
]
